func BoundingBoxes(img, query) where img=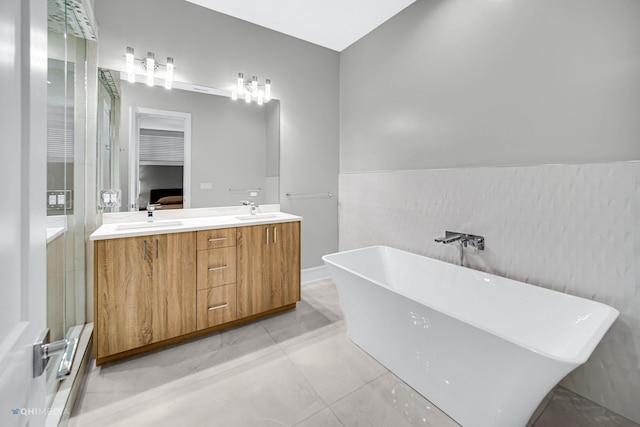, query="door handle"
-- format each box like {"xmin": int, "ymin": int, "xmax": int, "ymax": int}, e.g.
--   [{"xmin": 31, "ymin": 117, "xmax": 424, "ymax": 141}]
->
[
  {"xmin": 266, "ymin": 227, "xmax": 269, "ymax": 245},
  {"xmin": 33, "ymin": 329, "xmax": 71, "ymax": 378},
  {"xmin": 155, "ymin": 239, "xmax": 159, "ymax": 259},
  {"xmin": 143, "ymin": 240, "xmax": 147, "ymax": 260},
  {"xmin": 273, "ymin": 226, "xmax": 277, "ymax": 244}
]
